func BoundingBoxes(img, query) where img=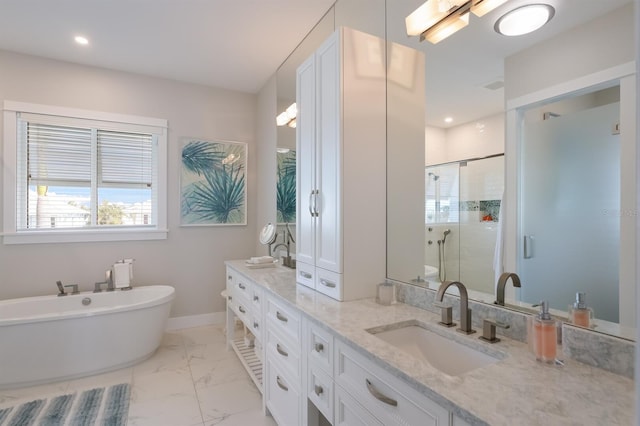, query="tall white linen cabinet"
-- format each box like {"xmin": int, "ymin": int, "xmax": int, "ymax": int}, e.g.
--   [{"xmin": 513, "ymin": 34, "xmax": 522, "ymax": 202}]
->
[{"xmin": 296, "ymin": 27, "xmax": 387, "ymax": 301}]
